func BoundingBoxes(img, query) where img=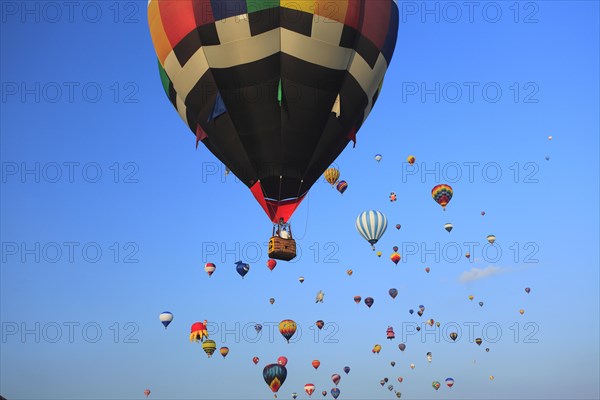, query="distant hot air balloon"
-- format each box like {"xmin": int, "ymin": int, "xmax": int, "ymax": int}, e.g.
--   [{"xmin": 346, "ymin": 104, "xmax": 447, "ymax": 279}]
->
[
  {"xmin": 267, "ymin": 259, "xmax": 277, "ymax": 271},
  {"xmin": 344, "ymin": 366, "xmax": 350, "ymax": 374},
  {"xmin": 481, "ymin": 211, "xmax": 486, "ymax": 216},
  {"xmin": 331, "ymin": 388, "xmax": 340, "ymax": 399},
  {"xmin": 298, "ymin": 276, "xmax": 305, "ymax": 284},
  {"xmin": 489, "ymin": 375, "xmax": 494, "ymax": 380},
  {"xmin": 332, "ymin": 374, "xmax": 341, "ymax": 386},
  {"xmin": 356, "ymin": 211, "xmax": 388, "ymax": 250},
  {"xmin": 391, "ymin": 361, "xmax": 396, "ymax": 367},
  {"xmin": 202, "ymin": 340, "xmax": 217, "ymax": 357},
  {"xmin": 324, "ymin": 168, "xmax": 340, "ymax": 186},
  {"xmin": 397, "ymin": 377, "xmax": 403, "ymax": 383},
  {"xmin": 269, "ymin": 298, "xmax": 275, "ymax": 305},
  {"xmin": 380, "ymin": 380, "xmax": 385, "ymax": 386},
  {"xmin": 548, "ymin": 135, "xmax": 553, "ymax": 140},
  {"xmin": 190, "ymin": 321, "xmax": 208, "ymax": 342},
  {"xmin": 525, "ymin": 287, "xmax": 531, "ymax": 294},
  {"xmin": 469, "ymin": 295, "xmax": 474, "ymax": 301},
  {"xmin": 396, "ymin": 224, "xmax": 401, "ymax": 230},
  {"xmin": 410, "ymin": 364, "xmax": 415, "ymax": 370},
  {"xmin": 264, "ymin": 364, "xmax": 287, "ymax": 395},
  {"xmin": 376, "ymin": 251, "xmax": 382, "ymax": 257},
  {"xmin": 409, "ymin": 309, "xmax": 414, "ymax": 315},
  {"xmin": 425, "ymin": 267, "xmax": 430, "ymax": 273},
  {"xmin": 336, "ymin": 180, "xmax": 348, "ymax": 195},
  {"xmin": 419, "ymin": 305, "xmax": 425, "ymax": 312},
  {"xmin": 389, "ymin": 192, "xmax": 397, "ymax": 202},
  {"xmin": 432, "ymin": 184, "xmax": 453, "ymax": 211},
  {"xmin": 316, "ymin": 320, "xmax": 325, "ymax": 330},
  {"xmin": 304, "ymin": 383, "xmax": 315, "ymax": 397},
  {"xmin": 159, "ymin": 312, "xmax": 173, "ymax": 329},
  {"xmin": 353, "ymin": 296, "xmax": 362, "ymax": 304},
  {"xmin": 486, "ymin": 348, "xmax": 490, "ymax": 352},
  {"xmin": 446, "ymin": 378, "xmax": 454, "ymax": 388},
  {"xmin": 519, "ymin": 309, "xmax": 525, "ymax": 315},
  {"xmin": 312, "ymin": 360, "xmax": 321, "ymax": 370},
  {"xmin": 277, "ymin": 356, "xmax": 288, "ymax": 366},
  {"xmin": 375, "ymin": 154, "xmax": 382, "ymax": 162},
  {"xmin": 479, "ymin": 301, "xmax": 484, "ymax": 307},
  {"xmin": 220, "ymin": 347, "xmax": 229, "ymax": 358},
  {"xmin": 407, "ymin": 155, "xmax": 416, "ymax": 165},
  {"xmin": 444, "ymin": 223, "xmax": 453, "ymax": 233},
  {"xmin": 545, "ymin": 155, "xmax": 550, "ymax": 160},
  {"xmin": 450, "ymin": 332, "xmax": 458, "ymax": 341},
  {"xmin": 398, "ymin": 343, "xmax": 406, "ymax": 352},
  {"xmin": 386, "ymin": 326, "xmax": 395, "ymax": 340},
  {"xmin": 144, "ymin": 389, "xmax": 151, "ymax": 398},
  {"xmin": 235, "ymin": 261, "xmax": 250, "ymax": 278},
  {"xmin": 393, "ymin": 246, "xmax": 398, "ymax": 252},
  {"xmin": 346, "ymin": 269, "xmax": 353, "ymax": 276},
  {"xmin": 292, "ymin": 393, "xmax": 298, "ymax": 400},
  {"xmin": 417, "ymin": 310, "xmax": 423, "ymax": 317},
  {"xmin": 465, "ymin": 252, "xmax": 471, "ymax": 259},
  {"xmin": 436, "ymin": 322, "xmax": 440, "ymax": 327},
  {"xmin": 416, "ymin": 326, "xmax": 421, "ymax": 332},
  {"xmin": 426, "ymin": 352, "xmax": 432, "ymax": 363},
  {"xmin": 204, "ymin": 262, "xmax": 216, "ymax": 277},
  {"xmin": 389, "ymin": 288, "xmax": 398, "ymax": 299},
  {"xmin": 373, "ymin": 344, "xmax": 382, "ymax": 353},
  {"xmin": 255, "ymin": 324, "xmax": 263, "ymax": 333},
  {"xmin": 253, "ymin": 357, "xmax": 260, "ymax": 365},
  {"xmin": 321, "ymin": 391, "xmax": 327, "ymax": 397},
  {"xmin": 487, "ymin": 235, "xmax": 496, "ymax": 245},
  {"xmin": 365, "ymin": 297, "xmax": 374, "ymax": 308},
  {"xmin": 475, "ymin": 338, "xmax": 482, "ymax": 346},
  {"xmin": 390, "ymin": 252, "xmax": 401, "ymax": 265},
  {"xmin": 432, "ymin": 381, "xmax": 441, "ymax": 390},
  {"xmin": 279, "ymin": 320, "xmax": 297, "ymax": 343},
  {"xmin": 315, "ymin": 290, "xmax": 325, "ymax": 303}
]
